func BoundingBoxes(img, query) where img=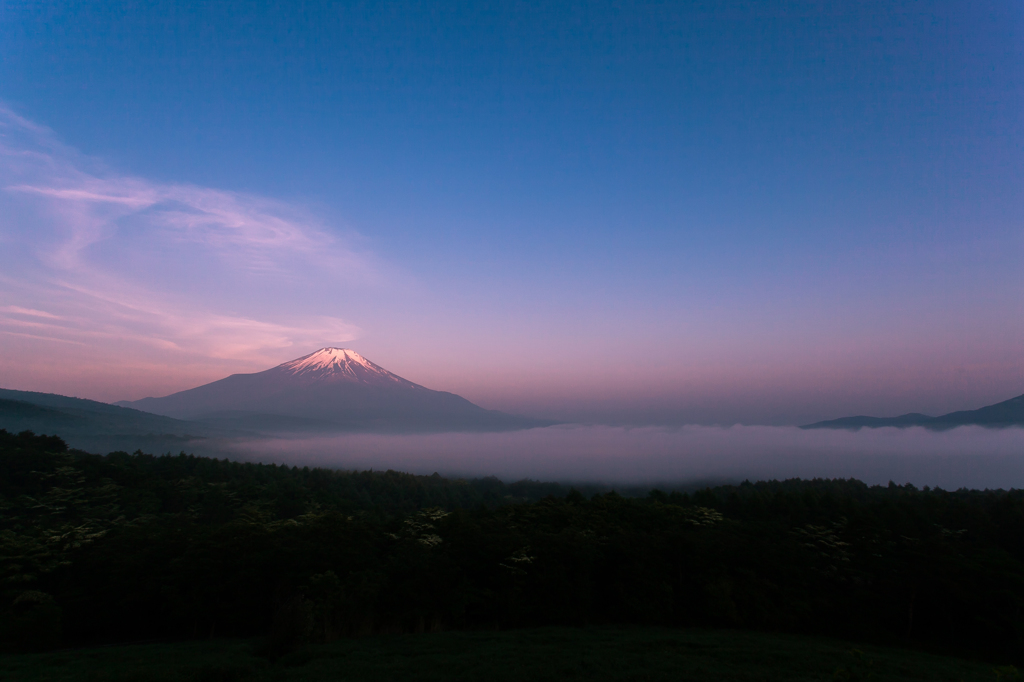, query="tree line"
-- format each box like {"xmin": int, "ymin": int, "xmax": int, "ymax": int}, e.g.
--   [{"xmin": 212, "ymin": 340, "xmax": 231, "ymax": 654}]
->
[{"xmin": 1, "ymin": 428, "xmax": 1022, "ymax": 662}]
